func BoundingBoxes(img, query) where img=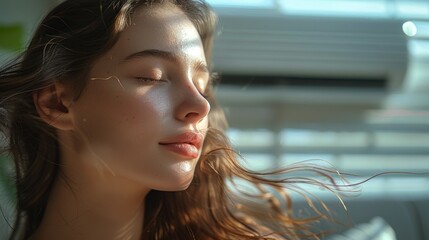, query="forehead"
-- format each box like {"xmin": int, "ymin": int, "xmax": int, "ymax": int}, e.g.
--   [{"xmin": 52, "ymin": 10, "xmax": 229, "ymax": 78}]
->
[{"xmin": 108, "ymin": 4, "xmax": 206, "ymax": 63}]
